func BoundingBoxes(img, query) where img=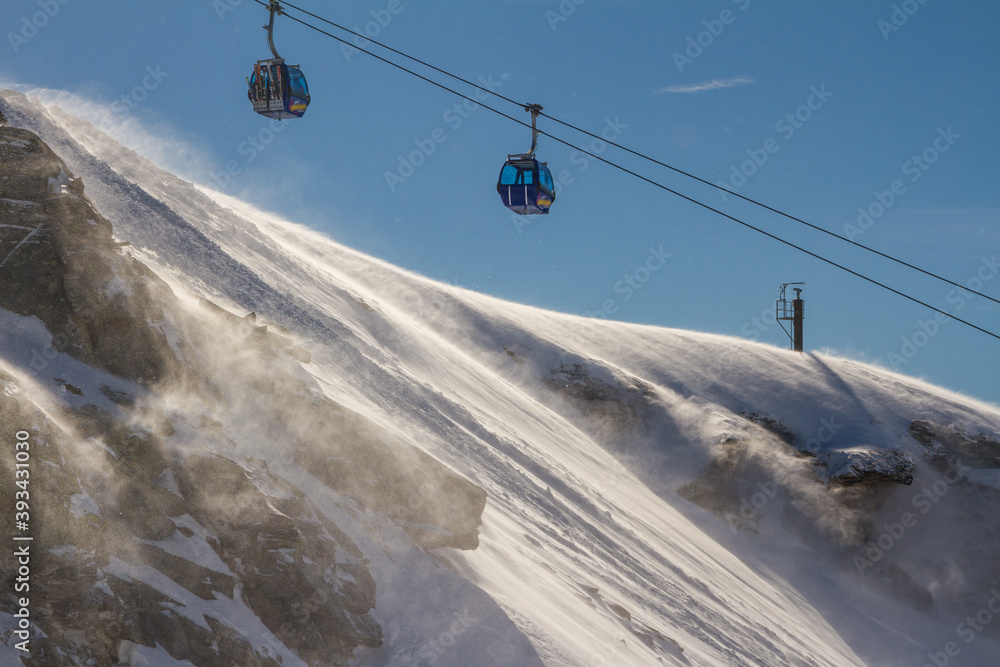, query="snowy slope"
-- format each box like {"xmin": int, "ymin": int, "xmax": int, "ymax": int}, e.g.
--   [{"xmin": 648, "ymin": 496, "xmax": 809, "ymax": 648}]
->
[{"xmin": 3, "ymin": 89, "xmax": 1000, "ymax": 666}]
